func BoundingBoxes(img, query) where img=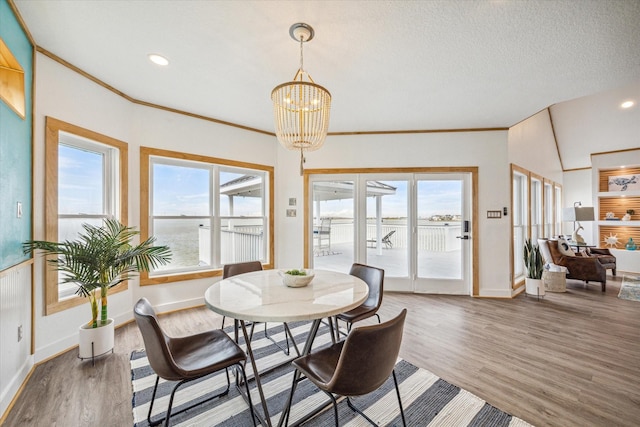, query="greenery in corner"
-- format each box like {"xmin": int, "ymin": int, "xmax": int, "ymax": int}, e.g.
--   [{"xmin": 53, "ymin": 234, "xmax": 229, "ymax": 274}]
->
[
  {"xmin": 523, "ymin": 238, "xmax": 544, "ymax": 280},
  {"xmin": 24, "ymin": 219, "xmax": 171, "ymax": 328}
]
